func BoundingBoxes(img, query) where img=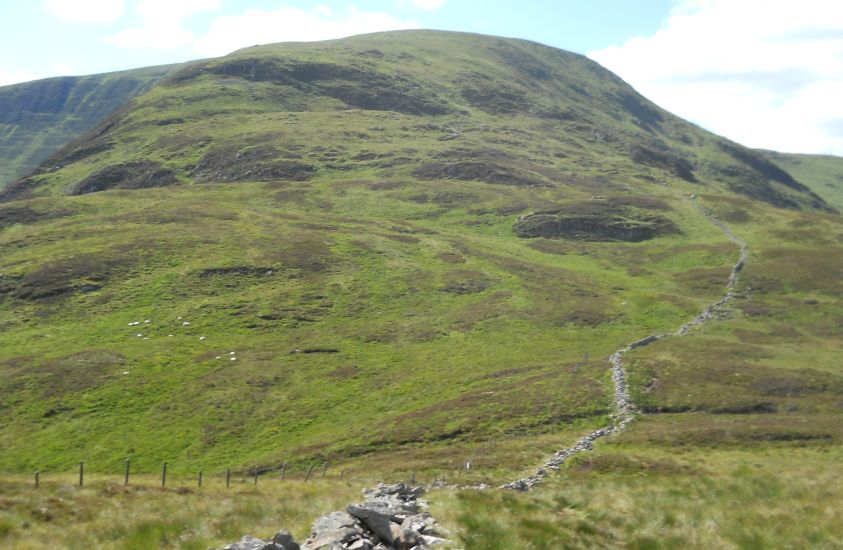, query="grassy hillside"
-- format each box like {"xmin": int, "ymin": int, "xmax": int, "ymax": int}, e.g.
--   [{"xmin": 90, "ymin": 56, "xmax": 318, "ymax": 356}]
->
[
  {"xmin": 0, "ymin": 64, "xmax": 178, "ymax": 188},
  {"xmin": 0, "ymin": 29, "xmax": 841, "ymax": 498},
  {"xmin": 762, "ymin": 150, "xmax": 843, "ymax": 212}
]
